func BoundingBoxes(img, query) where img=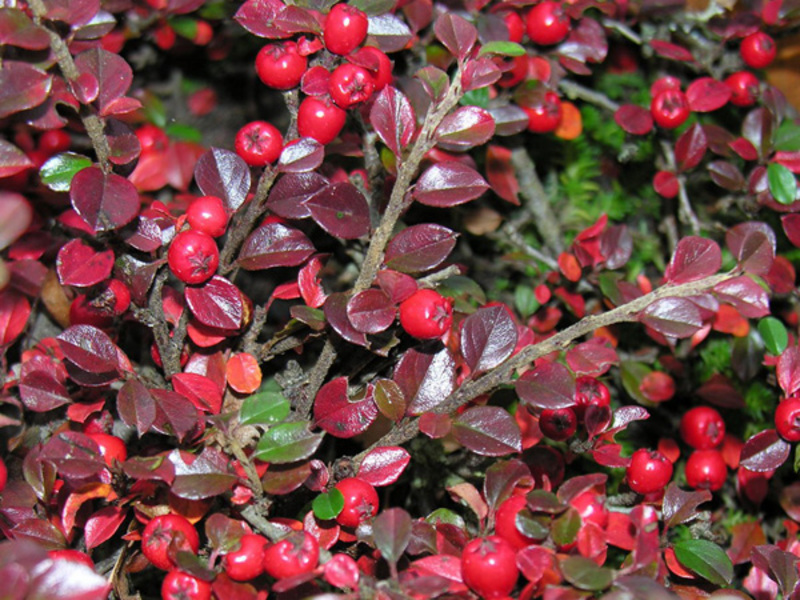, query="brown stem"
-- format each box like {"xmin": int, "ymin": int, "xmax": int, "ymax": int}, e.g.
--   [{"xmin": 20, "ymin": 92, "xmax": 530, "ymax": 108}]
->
[
  {"xmin": 147, "ymin": 271, "xmax": 179, "ymax": 379},
  {"xmin": 510, "ymin": 148, "xmax": 563, "ymax": 255}
]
